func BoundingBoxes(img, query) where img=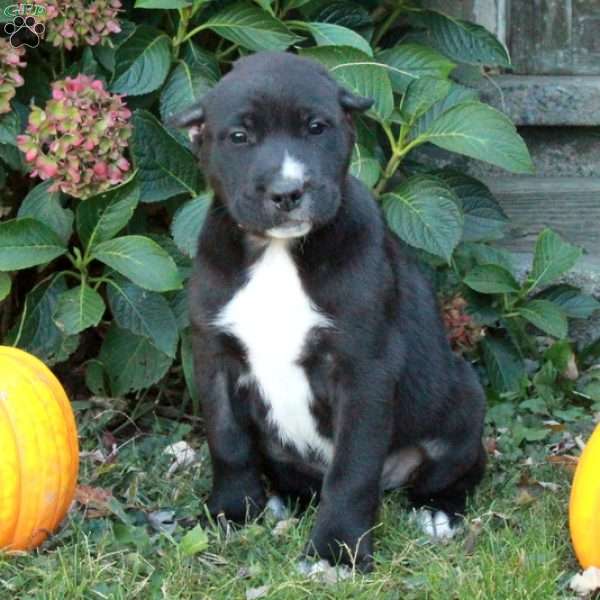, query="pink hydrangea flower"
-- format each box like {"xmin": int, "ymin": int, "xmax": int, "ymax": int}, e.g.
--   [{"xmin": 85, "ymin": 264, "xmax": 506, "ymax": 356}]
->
[
  {"xmin": 17, "ymin": 74, "xmax": 133, "ymax": 199},
  {"xmin": 44, "ymin": 0, "xmax": 122, "ymax": 50},
  {"xmin": 0, "ymin": 39, "xmax": 27, "ymax": 115}
]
